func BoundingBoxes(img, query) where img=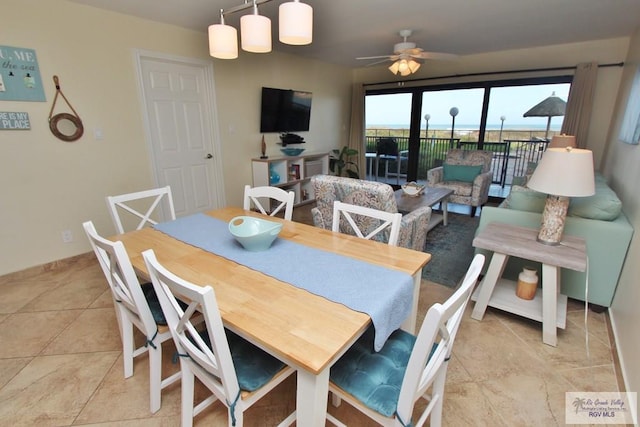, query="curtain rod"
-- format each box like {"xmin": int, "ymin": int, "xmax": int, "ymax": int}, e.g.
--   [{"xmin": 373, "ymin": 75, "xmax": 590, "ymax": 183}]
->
[{"xmin": 363, "ymin": 62, "xmax": 624, "ymax": 87}]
